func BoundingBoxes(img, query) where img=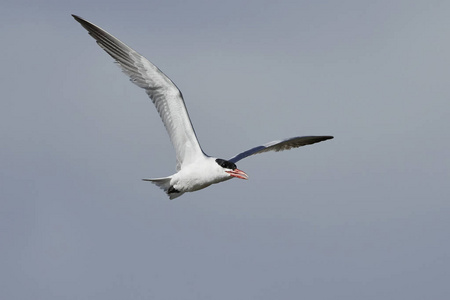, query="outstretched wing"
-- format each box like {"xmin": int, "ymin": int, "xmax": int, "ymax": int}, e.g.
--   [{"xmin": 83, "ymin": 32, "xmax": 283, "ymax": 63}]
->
[
  {"xmin": 228, "ymin": 136, "xmax": 333, "ymax": 163},
  {"xmin": 72, "ymin": 15, "xmax": 204, "ymax": 170}
]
